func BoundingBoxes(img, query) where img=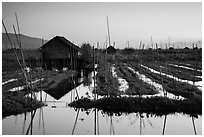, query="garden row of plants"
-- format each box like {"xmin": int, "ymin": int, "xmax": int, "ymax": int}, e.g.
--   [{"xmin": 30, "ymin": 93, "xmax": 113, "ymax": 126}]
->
[
  {"xmin": 165, "ymin": 61, "xmax": 202, "ymax": 76},
  {"xmin": 142, "ymin": 61, "xmax": 201, "ymax": 82},
  {"xmin": 69, "ymin": 52, "xmax": 201, "ymax": 116},
  {"xmin": 171, "ymin": 60, "xmax": 202, "ymax": 70},
  {"xmin": 129, "ymin": 62, "xmax": 201, "ymax": 101},
  {"xmin": 114, "ymin": 63, "xmax": 158, "ymax": 95},
  {"xmin": 95, "ymin": 63, "xmax": 121, "ymax": 96}
]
